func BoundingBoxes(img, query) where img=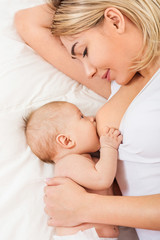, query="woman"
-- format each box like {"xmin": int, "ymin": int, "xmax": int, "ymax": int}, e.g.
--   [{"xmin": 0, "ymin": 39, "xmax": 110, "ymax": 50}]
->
[{"xmin": 15, "ymin": 0, "xmax": 160, "ymax": 239}]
